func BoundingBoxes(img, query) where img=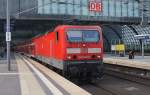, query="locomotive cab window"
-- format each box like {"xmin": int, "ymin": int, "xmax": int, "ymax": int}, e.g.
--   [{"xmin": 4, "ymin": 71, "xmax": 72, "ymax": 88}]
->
[{"xmin": 67, "ymin": 30, "xmax": 99, "ymax": 42}]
